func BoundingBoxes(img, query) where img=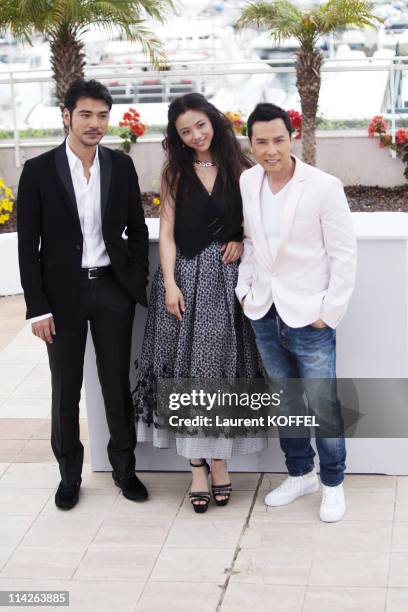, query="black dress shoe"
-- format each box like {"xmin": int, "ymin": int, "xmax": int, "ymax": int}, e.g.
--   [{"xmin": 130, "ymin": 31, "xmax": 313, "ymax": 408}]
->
[
  {"xmin": 55, "ymin": 478, "xmax": 82, "ymax": 510},
  {"xmin": 113, "ymin": 474, "xmax": 148, "ymax": 502}
]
